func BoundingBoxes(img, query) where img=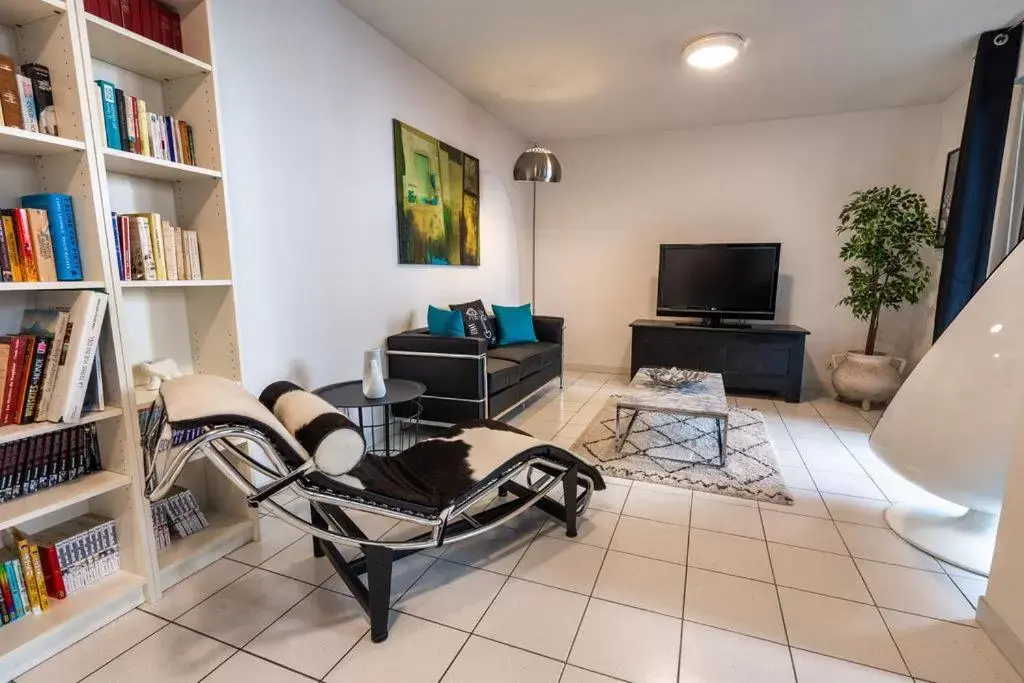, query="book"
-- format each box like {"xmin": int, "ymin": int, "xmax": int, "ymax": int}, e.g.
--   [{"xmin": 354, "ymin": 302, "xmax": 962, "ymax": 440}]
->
[
  {"xmin": 0, "ymin": 56, "xmax": 23, "ymax": 129},
  {"xmin": 129, "ymin": 216, "xmax": 157, "ymax": 281},
  {"xmin": 0, "ymin": 562, "xmax": 14, "ymax": 620},
  {"xmin": 170, "ymin": 8, "xmax": 183, "ymax": 51},
  {"xmin": 187, "ymin": 124, "xmax": 196, "ymax": 165},
  {"xmin": 0, "ymin": 211, "xmax": 21, "ymax": 282},
  {"xmin": 21, "ymin": 336, "xmax": 48, "ymax": 423},
  {"xmin": 0, "ymin": 336, "xmax": 27, "ymax": 426},
  {"xmin": 137, "ymin": 98, "xmax": 150, "ymax": 156},
  {"xmin": 0, "ymin": 220, "xmax": 11, "ymax": 282},
  {"xmin": 95, "ymin": 80, "xmax": 121, "ymax": 150},
  {"xmin": 11, "ymin": 336, "xmax": 34, "ymax": 425},
  {"xmin": 0, "ymin": 427, "xmax": 101, "ymax": 503},
  {"xmin": 120, "ymin": 0, "xmax": 135, "ymax": 34},
  {"xmin": 37, "ymin": 310, "xmax": 70, "ymax": 422},
  {"xmin": 46, "ymin": 291, "xmax": 108, "ymax": 423},
  {"xmin": 22, "ymin": 64, "xmax": 57, "ymax": 137},
  {"xmin": 11, "ymin": 532, "xmax": 41, "ymax": 614},
  {"xmin": 16, "ymin": 74, "xmax": 38, "ymax": 133},
  {"xmin": 12, "ymin": 209, "xmax": 38, "ymax": 282},
  {"xmin": 163, "ymin": 222, "xmax": 177, "ymax": 279},
  {"xmin": 111, "ymin": 213, "xmax": 124, "ymax": 280},
  {"xmin": 114, "ymin": 88, "xmax": 128, "ymax": 153},
  {"xmin": 173, "ymin": 226, "xmax": 184, "ymax": 278},
  {"xmin": 177, "ymin": 120, "xmax": 190, "ymax": 165},
  {"xmin": 28, "ymin": 542, "xmax": 48, "ymax": 611},
  {"xmin": 108, "ymin": 0, "xmax": 122, "ymax": 26},
  {"xmin": 22, "ymin": 193, "xmax": 84, "ymax": 281},
  {"xmin": 185, "ymin": 230, "xmax": 202, "ymax": 279},
  {"xmin": 83, "ymin": 354, "xmax": 104, "ymax": 413},
  {"xmin": 118, "ymin": 216, "xmax": 132, "ymax": 280},
  {"xmin": 25, "ymin": 208, "xmax": 57, "ymax": 282},
  {"xmin": 0, "ymin": 340, "xmax": 9, "ymax": 410},
  {"xmin": 125, "ymin": 94, "xmax": 137, "ymax": 154},
  {"xmin": 125, "ymin": 213, "xmax": 165, "ymax": 279}
]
